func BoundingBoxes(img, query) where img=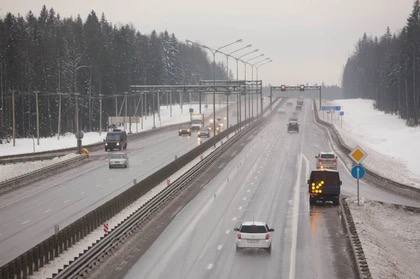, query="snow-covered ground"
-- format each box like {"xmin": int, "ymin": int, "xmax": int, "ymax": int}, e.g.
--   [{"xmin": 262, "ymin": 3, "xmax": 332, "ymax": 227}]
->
[
  {"xmin": 0, "ymin": 154, "xmax": 79, "ymax": 182},
  {"xmin": 321, "ymin": 98, "xmax": 420, "ymax": 188},
  {"xmin": 0, "ymin": 103, "xmax": 222, "ymax": 157},
  {"xmin": 348, "ymin": 197, "xmax": 420, "ymax": 279}
]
